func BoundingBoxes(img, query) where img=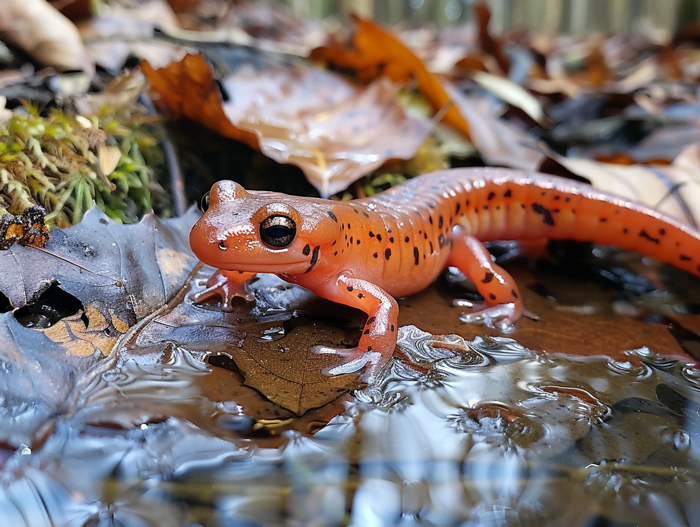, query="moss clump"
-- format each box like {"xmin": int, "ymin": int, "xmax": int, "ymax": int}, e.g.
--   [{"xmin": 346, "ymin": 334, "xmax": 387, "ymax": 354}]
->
[{"xmin": 0, "ymin": 101, "xmax": 164, "ymax": 229}]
